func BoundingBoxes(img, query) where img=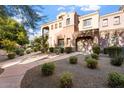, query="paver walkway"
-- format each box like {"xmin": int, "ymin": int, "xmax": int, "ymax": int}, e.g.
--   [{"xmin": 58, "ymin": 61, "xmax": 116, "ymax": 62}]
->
[{"xmin": 0, "ymin": 52, "xmax": 81, "ymax": 88}]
